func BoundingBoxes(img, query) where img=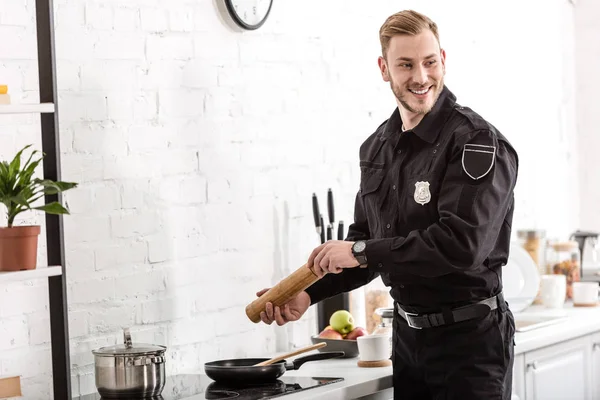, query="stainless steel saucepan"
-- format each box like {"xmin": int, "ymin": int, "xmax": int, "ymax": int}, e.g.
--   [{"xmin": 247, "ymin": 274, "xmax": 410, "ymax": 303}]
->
[{"xmin": 92, "ymin": 328, "xmax": 167, "ymax": 398}]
